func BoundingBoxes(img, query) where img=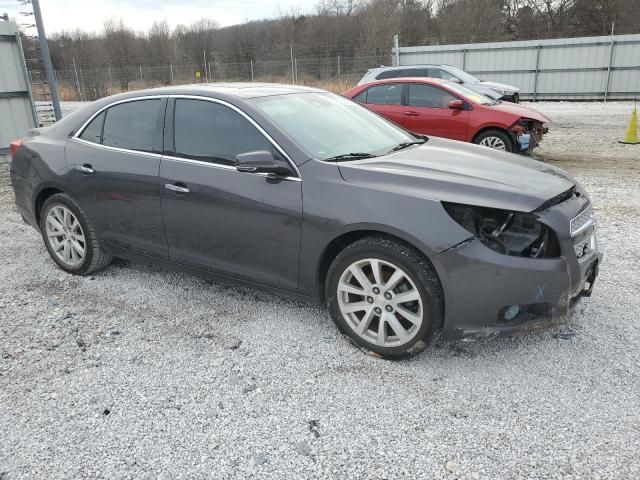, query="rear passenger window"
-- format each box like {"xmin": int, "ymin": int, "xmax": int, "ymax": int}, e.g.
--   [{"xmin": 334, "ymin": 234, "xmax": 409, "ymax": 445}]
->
[
  {"xmin": 365, "ymin": 84, "xmax": 403, "ymax": 105},
  {"xmin": 79, "ymin": 111, "xmax": 105, "ymax": 144},
  {"xmin": 173, "ymin": 99, "xmax": 272, "ymax": 166},
  {"xmin": 102, "ymin": 99, "xmax": 162, "ymax": 152},
  {"xmin": 408, "ymin": 83, "xmax": 457, "ymax": 108}
]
